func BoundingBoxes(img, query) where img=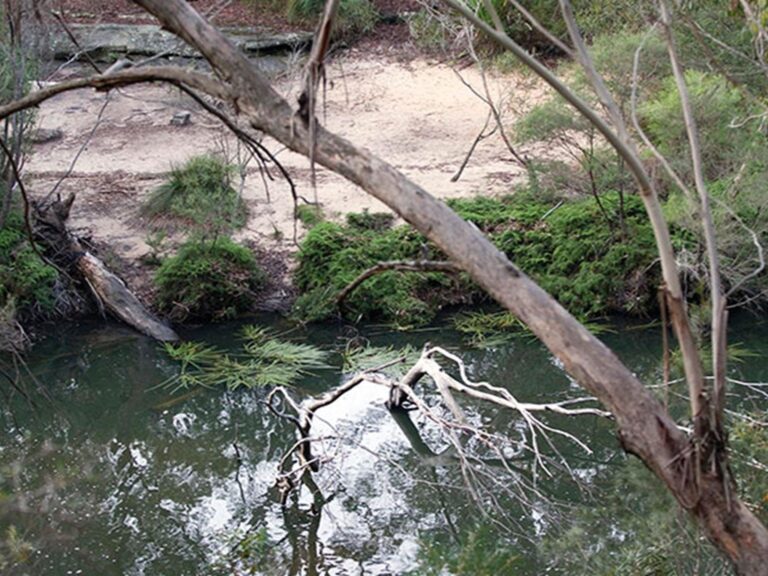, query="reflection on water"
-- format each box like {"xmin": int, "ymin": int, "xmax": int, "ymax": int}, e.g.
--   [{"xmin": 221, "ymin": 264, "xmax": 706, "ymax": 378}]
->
[{"xmin": 1, "ymin": 314, "xmax": 766, "ymax": 575}]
